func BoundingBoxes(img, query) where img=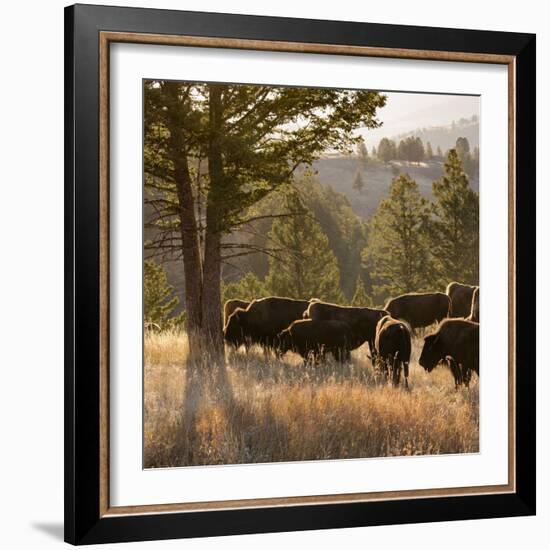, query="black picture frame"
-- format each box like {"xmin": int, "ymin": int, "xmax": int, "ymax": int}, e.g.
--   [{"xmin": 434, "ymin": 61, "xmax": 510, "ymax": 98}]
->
[{"xmin": 65, "ymin": 3, "xmax": 536, "ymax": 545}]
